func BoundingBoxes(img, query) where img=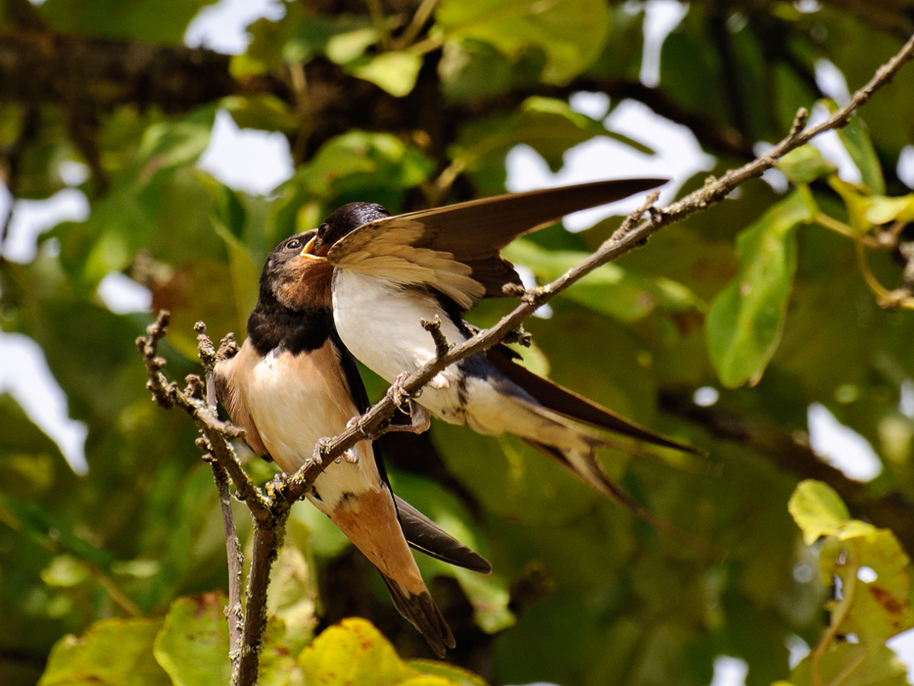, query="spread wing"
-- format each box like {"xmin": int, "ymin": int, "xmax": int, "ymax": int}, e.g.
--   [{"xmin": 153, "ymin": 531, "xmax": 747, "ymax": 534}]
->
[{"xmin": 327, "ymin": 178, "xmax": 667, "ymax": 307}]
